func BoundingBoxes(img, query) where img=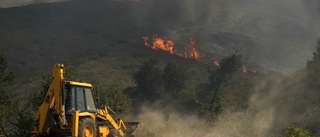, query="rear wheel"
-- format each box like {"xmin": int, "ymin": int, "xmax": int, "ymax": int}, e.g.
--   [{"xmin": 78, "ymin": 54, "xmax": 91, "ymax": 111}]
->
[{"xmin": 78, "ymin": 118, "xmax": 96, "ymax": 137}]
